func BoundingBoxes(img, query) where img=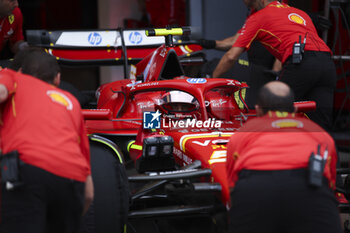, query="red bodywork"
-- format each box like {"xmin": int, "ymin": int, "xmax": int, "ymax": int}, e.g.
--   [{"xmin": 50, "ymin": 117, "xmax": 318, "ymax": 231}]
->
[
  {"xmin": 81, "ymin": 31, "xmax": 317, "ymax": 208},
  {"xmin": 79, "ymin": 35, "xmax": 250, "ymax": 206},
  {"xmin": 88, "ymin": 77, "xmax": 250, "ymax": 206},
  {"xmin": 85, "ymin": 76, "xmax": 314, "ymax": 206},
  {"xmin": 48, "ymin": 43, "xmax": 202, "ymax": 65},
  {"xmin": 29, "ymin": 27, "xmax": 318, "ymax": 210}
]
